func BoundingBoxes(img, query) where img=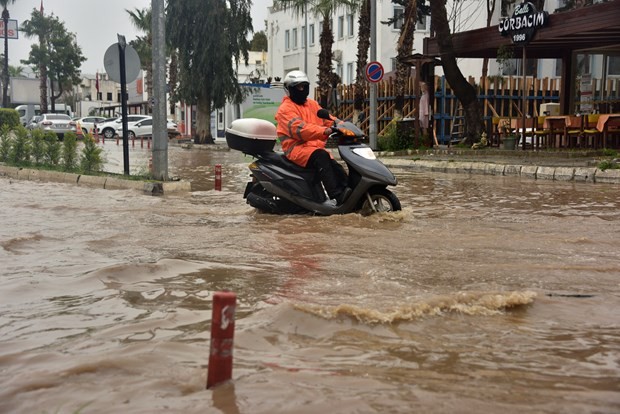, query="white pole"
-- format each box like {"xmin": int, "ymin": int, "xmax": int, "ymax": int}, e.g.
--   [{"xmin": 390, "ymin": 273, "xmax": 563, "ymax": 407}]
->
[{"xmin": 369, "ymin": 0, "xmax": 377, "ymax": 149}]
